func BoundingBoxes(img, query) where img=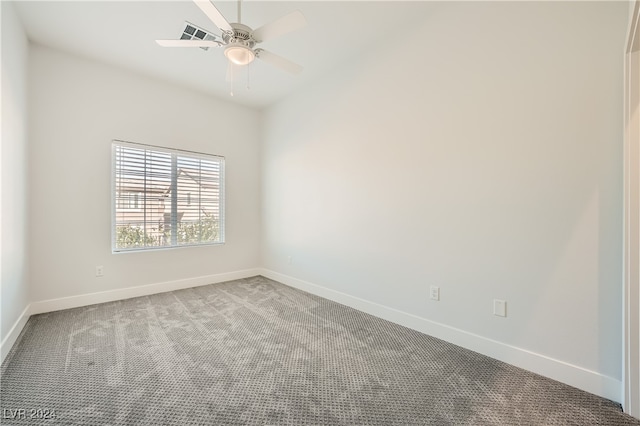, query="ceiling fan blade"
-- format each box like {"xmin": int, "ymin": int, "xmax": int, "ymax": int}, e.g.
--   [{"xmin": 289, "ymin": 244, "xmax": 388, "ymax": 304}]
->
[
  {"xmin": 256, "ymin": 49, "xmax": 303, "ymax": 74},
  {"xmin": 252, "ymin": 10, "xmax": 307, "ymax": 43},
  {"xmin": 156, "ymin": 39, "xmax": 221, "ymax": 48},
  {"xmin": 193, "ymin": 0, "xmax": 232, "ymax": 33}
]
